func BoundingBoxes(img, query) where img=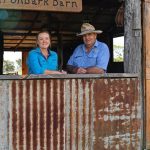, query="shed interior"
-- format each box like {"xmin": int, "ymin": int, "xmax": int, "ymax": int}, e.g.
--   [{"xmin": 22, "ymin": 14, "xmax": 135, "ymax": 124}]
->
[{"xmin": 0, "ymin": 0, "xmax": 124, "ymax": 74}]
